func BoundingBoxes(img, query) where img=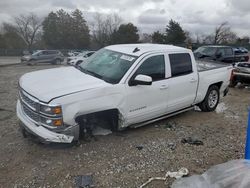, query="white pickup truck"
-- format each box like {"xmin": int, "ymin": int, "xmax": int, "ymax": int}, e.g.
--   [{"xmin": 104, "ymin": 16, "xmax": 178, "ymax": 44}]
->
[{"xmin": 17, "ymin": 44, "xmax": 232, "ymax": 143}]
